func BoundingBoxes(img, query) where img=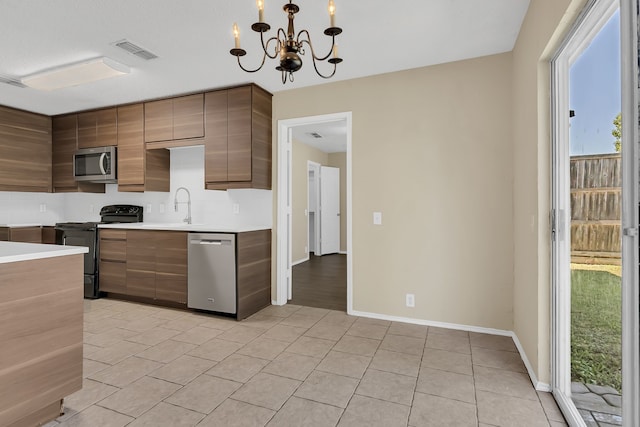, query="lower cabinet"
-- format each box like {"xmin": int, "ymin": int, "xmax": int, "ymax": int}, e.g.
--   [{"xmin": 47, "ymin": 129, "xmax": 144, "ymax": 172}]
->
[
  {"xmin": 98, "ymin": 229, "xmax": 127, "ymax": 294},
  {"xmin": 99, "ymin": 229, "xmax": 187, "ymax": 305},
  {"xmin": 0, "ymin": 226, "xmax": 43, "ymax": 243},
  {"xmin": 98, "ymin": 228, "xmax": 271, "ymax": 318}
]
